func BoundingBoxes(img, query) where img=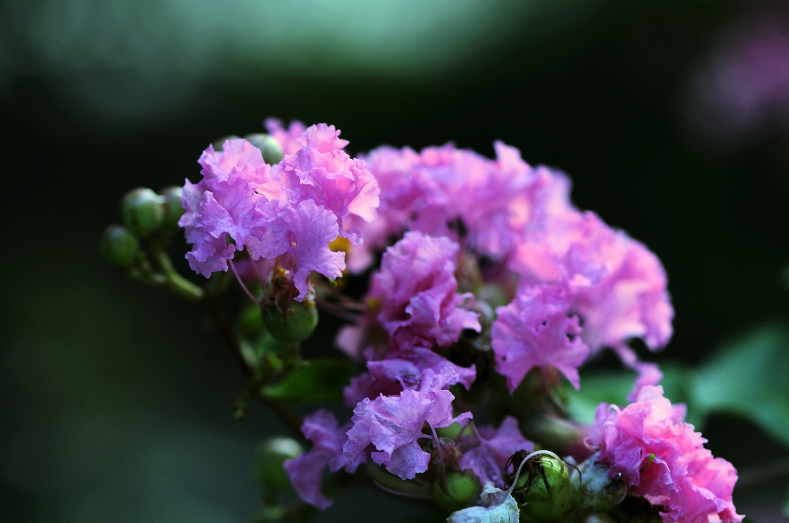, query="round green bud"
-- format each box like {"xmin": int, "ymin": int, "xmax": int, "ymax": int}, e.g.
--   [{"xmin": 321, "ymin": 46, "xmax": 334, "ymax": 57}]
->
[
  {"xmin": 253, "ymin": 437, "xmax": 303, "ymax": 491},
  {"xmin": 436, "ymin": 422, "xmax": 464, "ymax": 440},
  {"xmin": 261, "ymin": 297, "xmax": 318, "ymax": 343},
  {"xmin": 245, "ymin": 133, "xmax": 284, "ymax": 165},
  {"xmin": 100, "ymin": 225, "xmax": 139, "ymax": 266},
  {"xmin": 573, "ymin": 454, "xmax": 627, "ymax": 511},
  {"xmin": 432, "ymin": 472, "xmax": 482, "ymax": 513},
  {"xmin": 121, "ymin": 188, "xmax": 165, "ymax": 238},
  {"xmin": 159, "ymin": 186, "xmax": 184, "ymax": 230},
  {"xmin": 518, "ymin": 455, "xmax": 572, "ymax": 522}
]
